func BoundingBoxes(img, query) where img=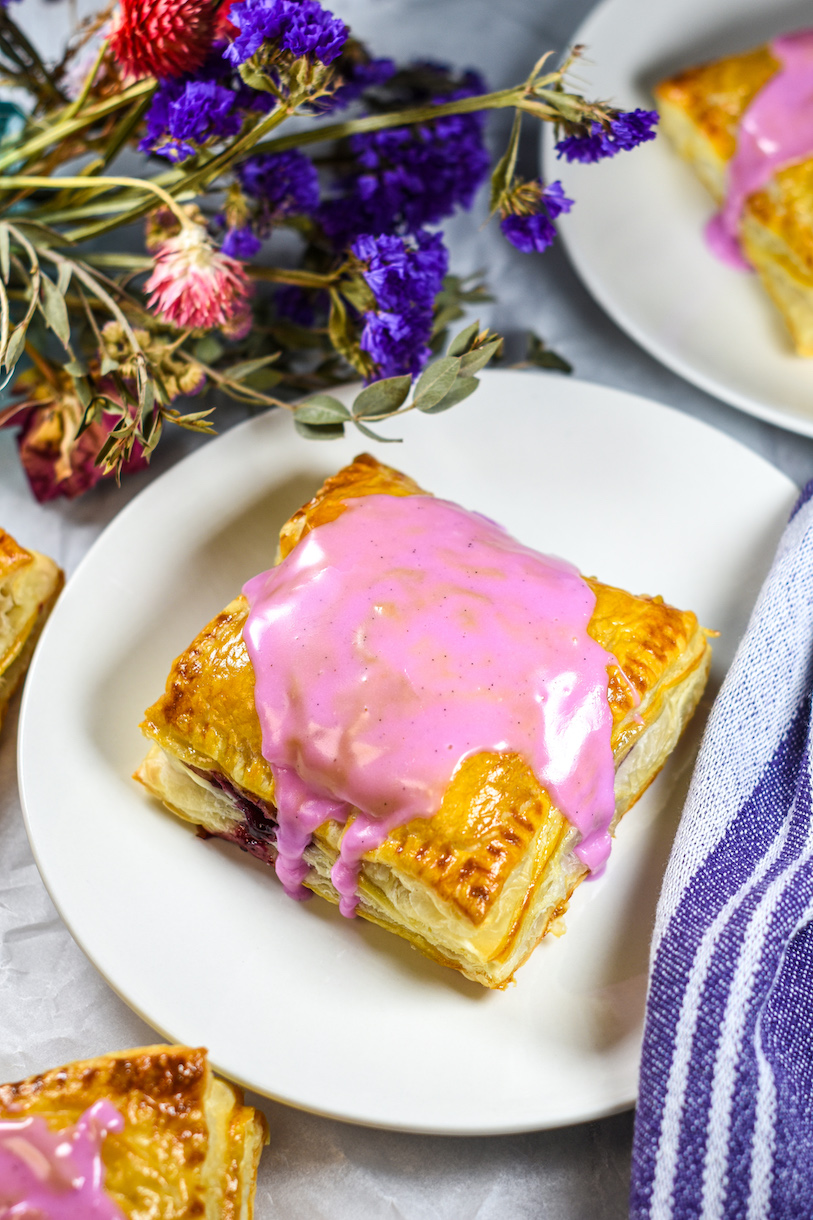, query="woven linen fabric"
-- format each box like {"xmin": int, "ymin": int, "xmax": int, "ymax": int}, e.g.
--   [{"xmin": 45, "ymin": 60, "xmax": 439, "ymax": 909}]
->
[{"xmin": 630, "ymin": 482, "xmax": 813, "ymax": 1220}]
